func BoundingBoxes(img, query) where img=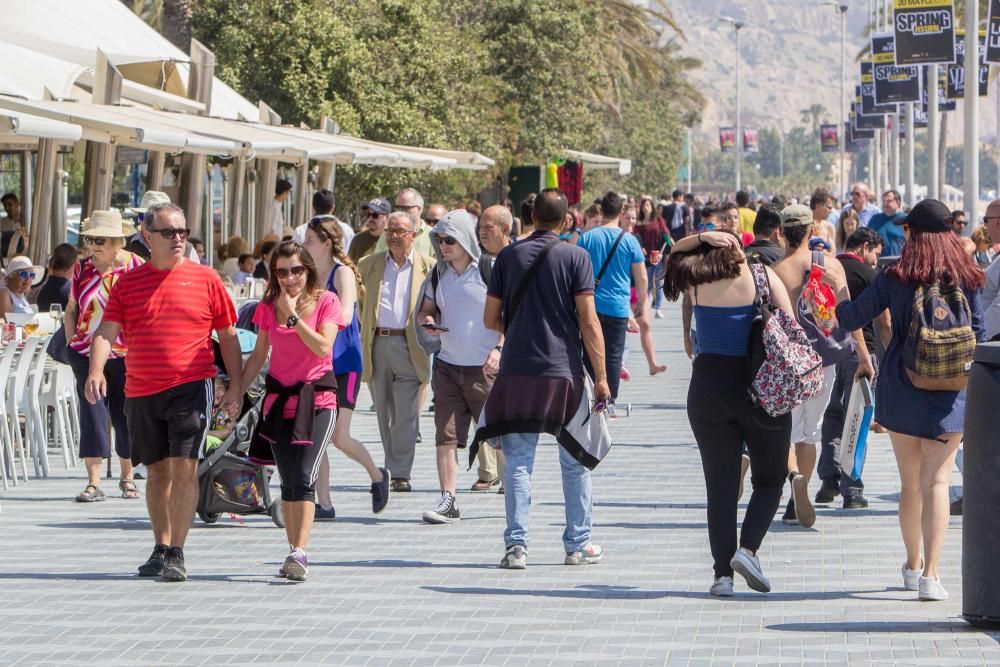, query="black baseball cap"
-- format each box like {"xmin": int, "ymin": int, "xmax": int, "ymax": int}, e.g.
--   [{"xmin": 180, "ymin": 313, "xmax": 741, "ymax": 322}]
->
[{"xmin": 894, "ymin": 198, "xmax": 952, "ymax": 233}]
